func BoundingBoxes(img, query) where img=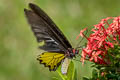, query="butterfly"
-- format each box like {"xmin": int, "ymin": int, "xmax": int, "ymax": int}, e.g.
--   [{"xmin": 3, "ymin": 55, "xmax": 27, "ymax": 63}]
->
[{"xmin": 24, "ymin": 3, "xmax": 79, "ymax": 74}]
